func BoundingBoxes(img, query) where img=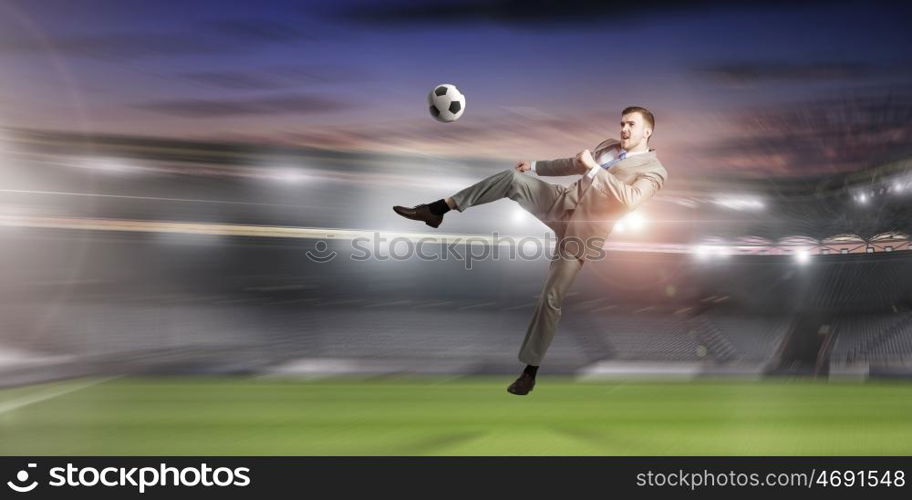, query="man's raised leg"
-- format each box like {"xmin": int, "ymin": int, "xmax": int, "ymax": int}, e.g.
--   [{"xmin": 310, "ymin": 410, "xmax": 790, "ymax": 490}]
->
[
  {"xmin": 450, "ymin": 168, "xmax": 564, "ymax": 219},
  {"xmin": 393, "ymin": 168, "xmax": 564, "ymax": 228}
]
